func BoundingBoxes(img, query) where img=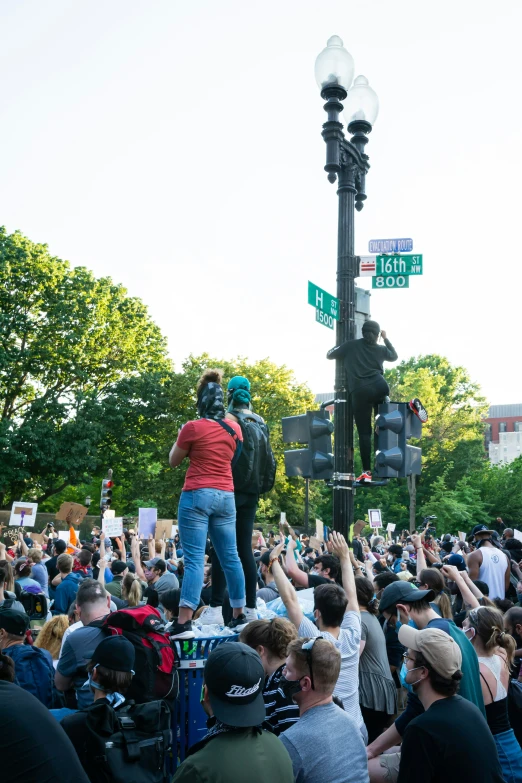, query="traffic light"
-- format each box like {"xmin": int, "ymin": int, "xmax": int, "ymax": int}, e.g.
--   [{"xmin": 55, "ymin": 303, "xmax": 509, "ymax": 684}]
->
[
  {"xmin": 100, "ymin": 470, "xmax": 114, "ymax": 515},
  {"xmin": 374, "ymin": 403, "xmax": 422, "ymax": 479},
  {"xmin": 282, "ymin": 410, "xmax": 334, "ymax": 480}
]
